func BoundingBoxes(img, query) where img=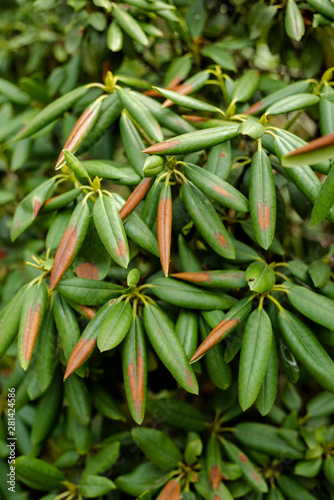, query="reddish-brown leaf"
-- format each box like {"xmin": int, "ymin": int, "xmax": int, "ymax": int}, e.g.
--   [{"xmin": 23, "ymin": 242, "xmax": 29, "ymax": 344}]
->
[
  {"xmin": 171, "ymin": 272, "xmax": 212, "ymax": 283},
  {"xmin": 75, "ymin": 262, "xmax": 99, "ymax": 280},
  {"xmin": 127, "ymin": 347, "xmax": 145, "ymax": 421},
  {"xmin": 286, "ymin": 131, "xmax": 334, "ymax": 157},
  {"xmin": 209, "ymin": 465, "xmax": 223, "ymax": 490},
  {"xmin": 119, "ymin": 177, "xmax": 152, "ymax": 220},
  {"xmin": 142, "ymin": 139, "xmax": 180, "ymax": 155},
  {"xmin": 158, "ymin": 479, "xmax": 181, "ymax": 500},
  {"xmin": 190, "ymin": 318, "xmax": 239, "ymax": 363},
  {"xmin": 50, "ymin": 225, "xmax": 78, "ymax": 291},
  {"xmin": 157, "ymin": 183, "xmax": 172, "ymax": 276},
  {"xmin": 244, "ymin": 100, "xmax": 264, "ymax": 115},
  {"xmin": 143, "ymin": 76, "xmax": 183, "ymax": 97},
  {"xmin": 182, "ymin": 115, "xmax": 209, "ymax": 123},
  {"xmin": 64, "ymin": 337, "xmax": 96, "ymax": 380}
]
